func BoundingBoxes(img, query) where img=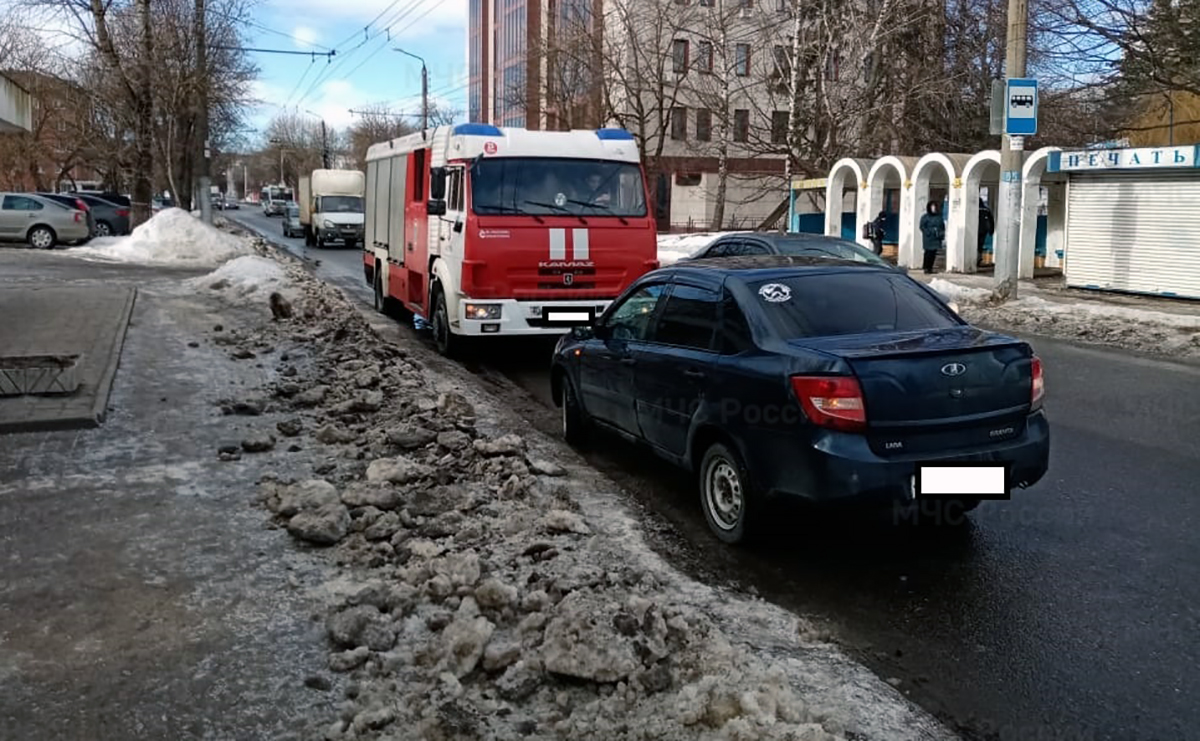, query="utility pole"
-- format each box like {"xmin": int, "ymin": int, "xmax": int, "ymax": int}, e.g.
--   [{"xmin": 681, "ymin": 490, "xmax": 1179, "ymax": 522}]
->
[
  {"xmin": 305, "ymin": 109, "xmax": 331, "ymax": 168},
  {"xmin": 195, "ymin": 0, "xmax": 212, "ymax": 223},
  {"xmin": 993, "ymin": 0, "xmax": 1028, "ymax": 300},
  {"xmin": 394, "ymin": 48, "xmax": 428, "ymax": 140}
]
